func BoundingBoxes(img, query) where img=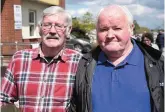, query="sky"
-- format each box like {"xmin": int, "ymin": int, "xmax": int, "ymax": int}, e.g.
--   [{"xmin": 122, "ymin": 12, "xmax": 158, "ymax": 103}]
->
[{"xmin": 66, "ymin": 0, "xmax": 164, "ymax": 29}]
